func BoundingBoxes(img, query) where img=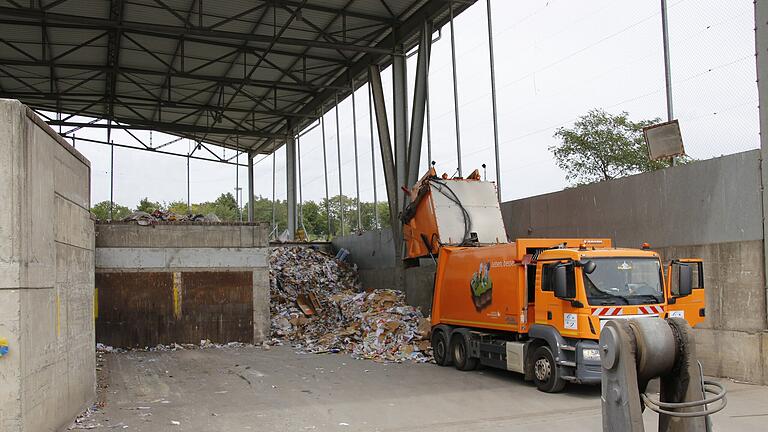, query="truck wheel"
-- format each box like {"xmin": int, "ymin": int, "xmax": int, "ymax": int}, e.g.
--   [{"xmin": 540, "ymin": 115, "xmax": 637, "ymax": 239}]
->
[
  {"xmin": 451, "ymin": 333, "xmax": 478, "ymax": 371},
  {"xmin": 432, "ymin": 330, "xmax": 452, "ymax": 366},
  {"xmin": 532, "ymin": 346, "xmax": 566, "ymax": 393}
]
